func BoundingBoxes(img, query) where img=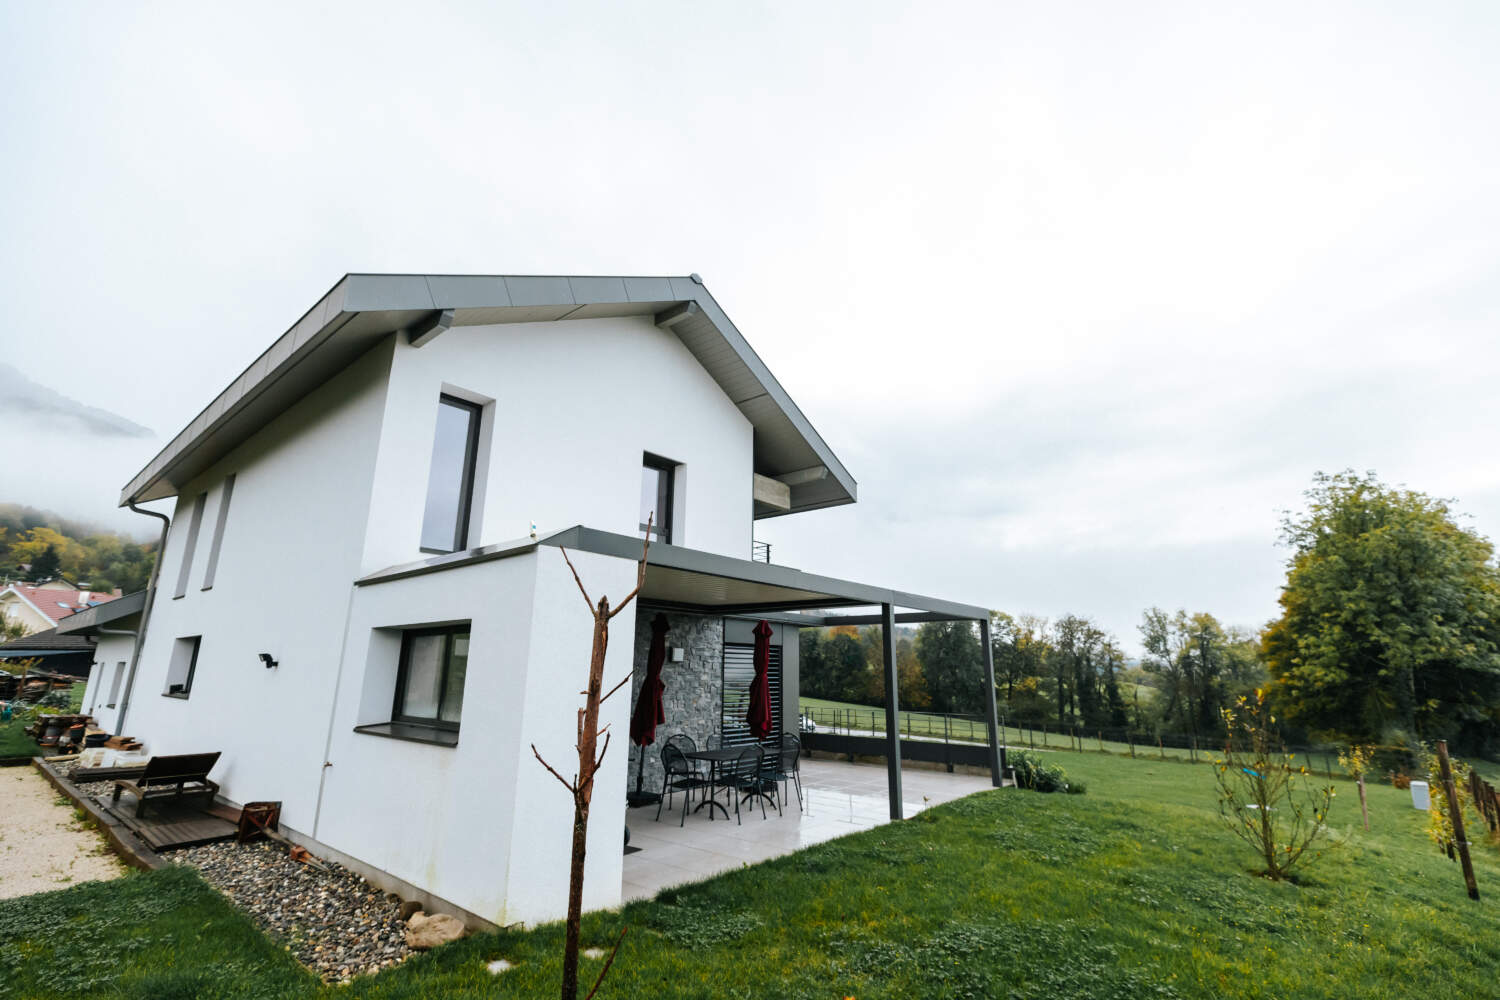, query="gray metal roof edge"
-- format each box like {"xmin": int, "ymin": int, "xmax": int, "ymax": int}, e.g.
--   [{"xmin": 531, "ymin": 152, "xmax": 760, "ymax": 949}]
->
[
  {"xmin": 54, "ymin": 590, "xmax": 149, "ymax": 635},
  {"xmin": 538, "ymin": 526, "xmax": 987, "ymax": 620},
  {"xmin": 120, "ymin": 275, "xmax": 355, "ymax": 505},
  {"xmin": 687, "ymin": 284, "xmax": 857, "ymax": 503},
  {"xmin": 119, "ymin": 273, "xmax": 857, "ymax": 511},
  {"xmin": 354, "ymin": 534, "xmax": 545, "ymax": 587}
]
